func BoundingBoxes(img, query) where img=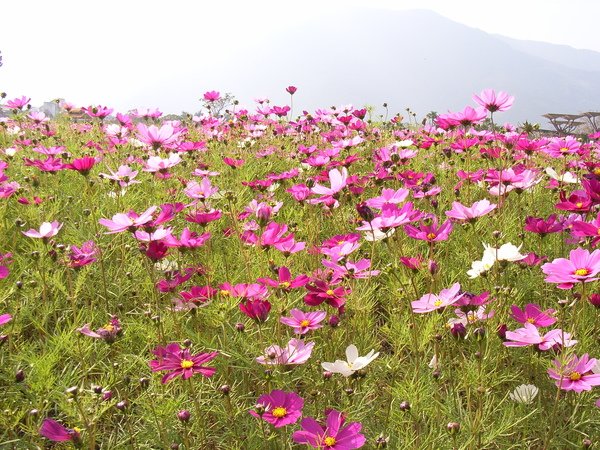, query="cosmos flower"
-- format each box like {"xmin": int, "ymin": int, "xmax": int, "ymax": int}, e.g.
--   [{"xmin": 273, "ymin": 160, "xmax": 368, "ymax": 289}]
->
[
  {"xmin": 280, "ymin": 309, "xmax": 326, "ymax": 334},
  {"xmin": 293, "ymin": 409, "xmax": 366, "ymax": 449},
  {"xmin": 321, "ymin": 344, "xmax": 379, "ymax": 377},
  {"xmin": 411, "ymin": 283, "xmax": 464, "ymax": 313},
  {"xmin": 256, "ymin": 338, "xmax": 314, "ymax": 366},
  {"xmin": 509, "ymin": 384, "xmax": 539, "ymax": 404},
  {"xmin": 472, "ymin": 89, "xmax": 514, "ymax": 113},
  {"xmin": 541, "ymin": 247, "xmax": 600, "ymax": 289},
  {"xmin": 22, "ymin": 221, "xmax": 62, "ymax": 239},
  {"xmin": 249, "ymin": 390, "xmax": 304, "ymax": 428},
  {"xmin": 548, "ymin": 354, "xmax": 600, "ymax": 393},
  {"xmin": 39, "ymin": 418, "xmax": 81, "ymax": 442},
  {"xmin": 149, "ymin": 342, "xmax": 218, "ymax": 383}
]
